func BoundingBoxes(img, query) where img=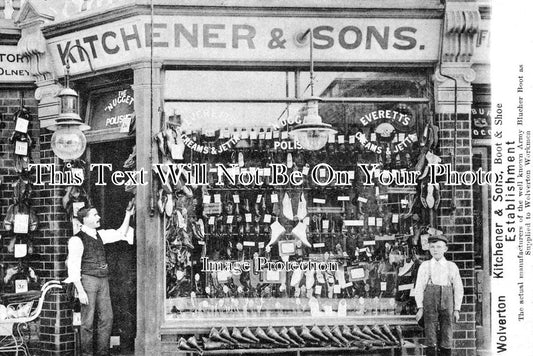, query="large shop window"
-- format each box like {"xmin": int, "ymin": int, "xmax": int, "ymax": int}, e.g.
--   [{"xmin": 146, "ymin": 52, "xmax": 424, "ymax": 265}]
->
[{"xmin": 162, "ymin": 70, "xmax": 430, "ymax": 324}]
